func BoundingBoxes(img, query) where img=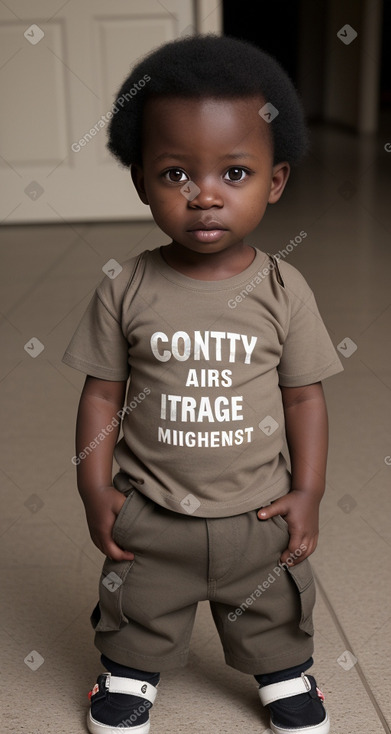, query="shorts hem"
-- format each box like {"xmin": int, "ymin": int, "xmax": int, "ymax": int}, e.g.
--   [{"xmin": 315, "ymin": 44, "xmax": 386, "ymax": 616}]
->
[
  {"xmin": 95, "ymin": 637, "xmax": 189, "ymax": 672},
  {"xmin": 224, "ymin": 639, "xmax": 314, "ymax": 675}
]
